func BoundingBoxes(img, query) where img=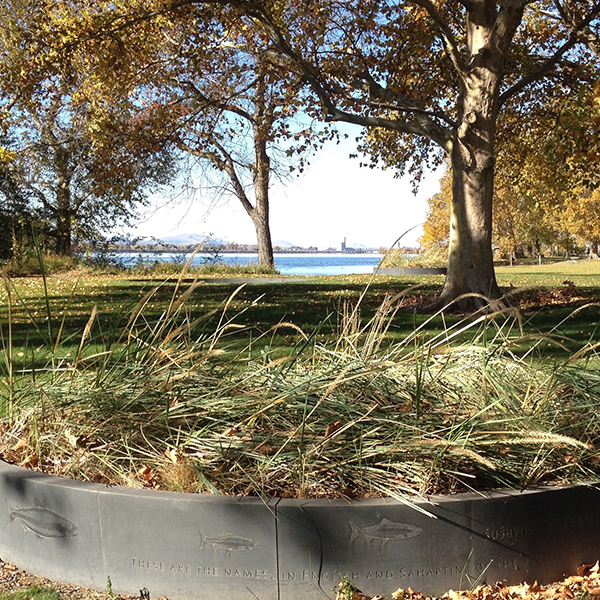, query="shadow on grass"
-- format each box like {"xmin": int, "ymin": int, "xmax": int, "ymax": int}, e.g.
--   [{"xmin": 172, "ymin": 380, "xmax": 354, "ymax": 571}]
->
[{"xmin": 2, "ymin": 275, "xmax": 600, "ymax": 373}]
